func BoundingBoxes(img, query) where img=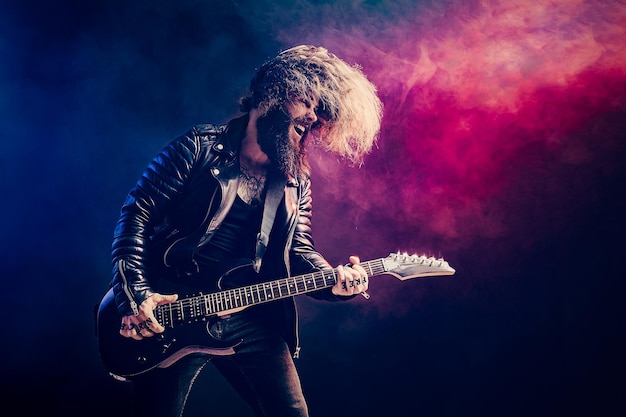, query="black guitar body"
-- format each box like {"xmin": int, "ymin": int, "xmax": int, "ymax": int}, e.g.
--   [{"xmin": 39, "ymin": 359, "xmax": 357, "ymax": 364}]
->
[{"xmin": 96, "ymin": 259, "xmax": 254, "ymax": 381}]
